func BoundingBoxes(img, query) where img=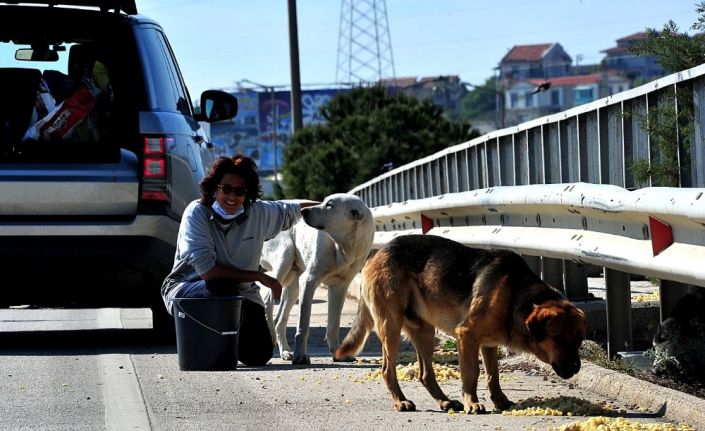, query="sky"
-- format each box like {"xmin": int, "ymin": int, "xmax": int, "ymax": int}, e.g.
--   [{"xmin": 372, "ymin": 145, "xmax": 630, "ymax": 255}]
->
[{"xmin": 141, "ymin": 0, "xmax": 700, "ymax": 99}]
